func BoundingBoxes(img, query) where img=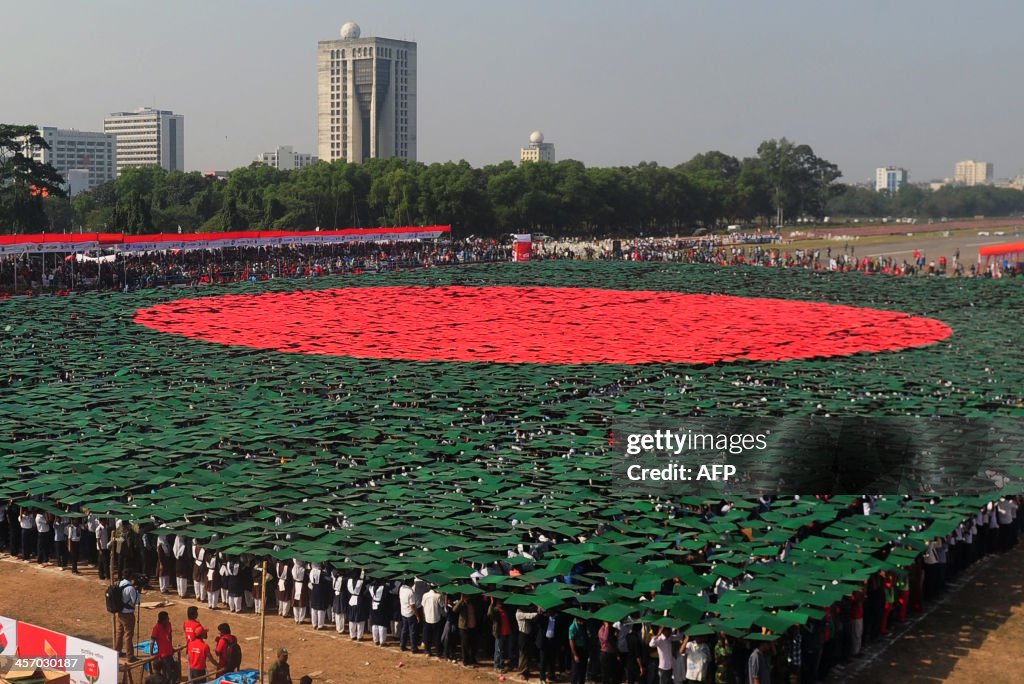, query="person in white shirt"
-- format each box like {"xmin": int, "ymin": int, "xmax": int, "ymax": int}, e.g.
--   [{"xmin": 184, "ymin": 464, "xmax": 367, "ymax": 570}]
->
[
  {"xmin": 95, "ymin": 519, "xmax": 109, "ymax": 580},
  {"xmin": 681, "ymin": 635, "xmax": 710, "ymax": 683},
  {"xmin": 420, "ymin": 586, "xmax": 446, "ymax": 656},
  {"xmin": 18, "ymin": 509, "xmax": 34, "ymax": 562},
  {"xmin": 397, "ymin": 580, "xmax": 418, "ymax": 652},
  {"xmin": 67, "ymin": 519, "xmax": 82, "ymax": 574},
  {"xmin": 53, "ymin": 516, "xmax": 67, "ymax": 568},
  {"xmin": 35, "ymin": 511, "xmax": 51, "ymax": 564},
  {"xmin": 649, "ymin": 627, "xmax": 678, "ymax": 684}
]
